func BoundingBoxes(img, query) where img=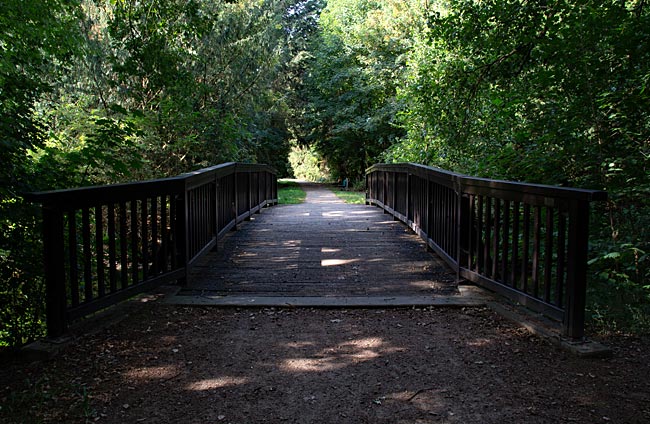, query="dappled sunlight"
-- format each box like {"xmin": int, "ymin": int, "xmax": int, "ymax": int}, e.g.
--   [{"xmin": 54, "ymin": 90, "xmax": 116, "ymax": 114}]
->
[
  {"xmin": 185, "ymin": 376, "xmax": 250, "ymax": 391},
  {"xmin": 321, "ymin": 247, "xmax": 341, "ymax": 253},
  {"xmin": 409, "ymin": 281, "xmax": 436, "ymax": 289},
  {"xmin": 124, "ymin": 365, "xmax": 181, "ymax": 382},
  {"xmin": 391, "ymin": 388, "xmax": 448, "ymax": 412},
  {"xmin": 286, "ymin": 341, "xmax": 316, "ymax": 349},
  {"xmin": 321, "ymin": 258, "xmax": 359, "ymax": 267},
  {"xmin": 280, "ymin": 337, "xmax": 401, "ymax": 373},
  {"xmin": 466, "ymin": 338, "xmax": 494, "ymax": 348},
  {"xmin": 322, "ymin": 210, "xmax": 346, "ymax": 217},
  {"xmin": 282, "ymin": 240, "xmax": 302, "ymax": 247}
]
